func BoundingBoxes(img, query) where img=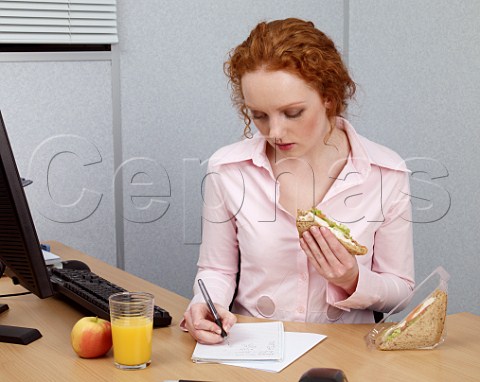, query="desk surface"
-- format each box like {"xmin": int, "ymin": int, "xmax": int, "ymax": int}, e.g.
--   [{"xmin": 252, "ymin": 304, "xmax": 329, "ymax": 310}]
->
[{"xmin": 1, "ymin": 241, "xmax": 479, "ymax": 382}]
